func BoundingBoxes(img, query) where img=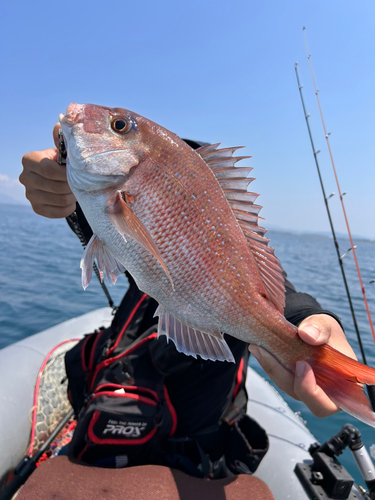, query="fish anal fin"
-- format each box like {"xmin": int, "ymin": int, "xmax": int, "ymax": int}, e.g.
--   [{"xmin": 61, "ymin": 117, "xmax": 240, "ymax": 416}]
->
[
  {"xmin": 107, "ymin": 191, "xmax": 174, "ymax": 289},
  {"xmin": 80, "ymin": 234, "xmax": 125, "ymax": 289},
  {"xmin": 310, "ymin": 344, "xmax": 375, "ymax": 427},
  {"xmin": 155, "ymin": 306, "xmax": 235, "ymax": 363}
]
